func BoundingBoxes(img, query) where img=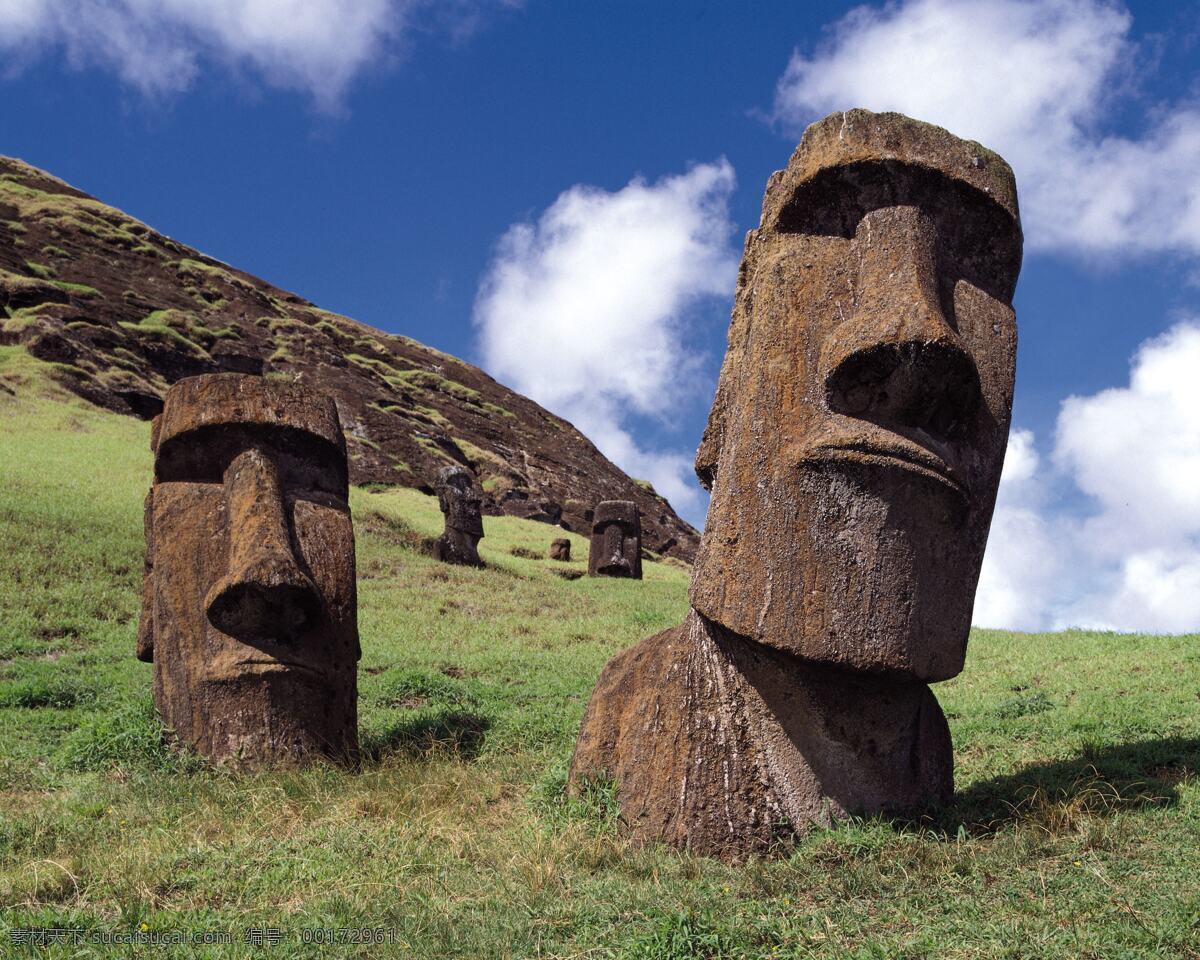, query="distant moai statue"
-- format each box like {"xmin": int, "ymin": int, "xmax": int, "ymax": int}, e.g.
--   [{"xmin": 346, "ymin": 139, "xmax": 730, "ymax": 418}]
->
[
  {"xmin": 570, "ymin": 110, "xmax": 1022, "ymax": 858},
  {"xmin": 587, "ymin": 500, "xmax": 642, "ymax": 579},
  {"xmin": 433, "ymin": 465, "xmax": 485, "ymax": 567},
  {"xmin": 137, "ymin": 374, "xmax": 359, "ymax": 766},
  {"xmin": 549, "ymin": 538, "xmax": 572, "ymax": 562}
]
